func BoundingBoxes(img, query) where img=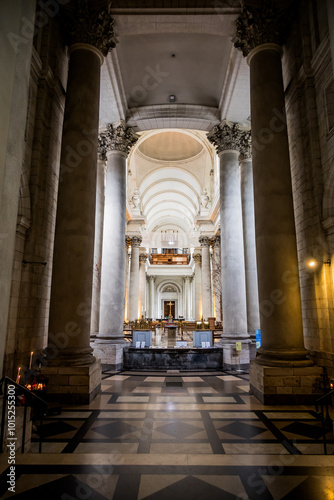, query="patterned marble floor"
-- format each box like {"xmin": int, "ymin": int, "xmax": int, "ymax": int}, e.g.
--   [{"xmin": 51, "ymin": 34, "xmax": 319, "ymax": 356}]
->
[{"xmin": 0, "ymin": 370, "xmax": 333, "ymax": 499}]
